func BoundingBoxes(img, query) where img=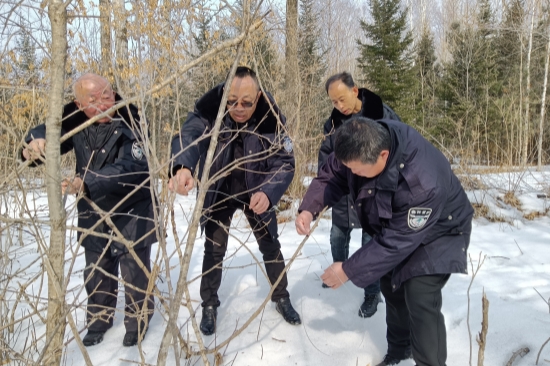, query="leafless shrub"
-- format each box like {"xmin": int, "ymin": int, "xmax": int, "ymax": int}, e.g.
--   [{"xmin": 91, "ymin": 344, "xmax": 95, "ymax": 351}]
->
[
  {"xmin": 466, "ymin": 252, "xmax": 486, "ymax": 366},
  {"xmin": 502, "ymin": 191, "xmax": 521, "ymax": 209}
]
